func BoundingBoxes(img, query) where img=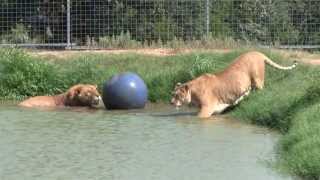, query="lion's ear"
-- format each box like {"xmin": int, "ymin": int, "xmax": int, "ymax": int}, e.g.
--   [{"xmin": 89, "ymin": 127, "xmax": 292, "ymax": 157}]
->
[
  {"xmin": 175, "ymin": 82, "xmax": 182, "ymax": 88},
  {"xmin": 66, "ymin": 85, "xmax": 82, "ymax": 99}
]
